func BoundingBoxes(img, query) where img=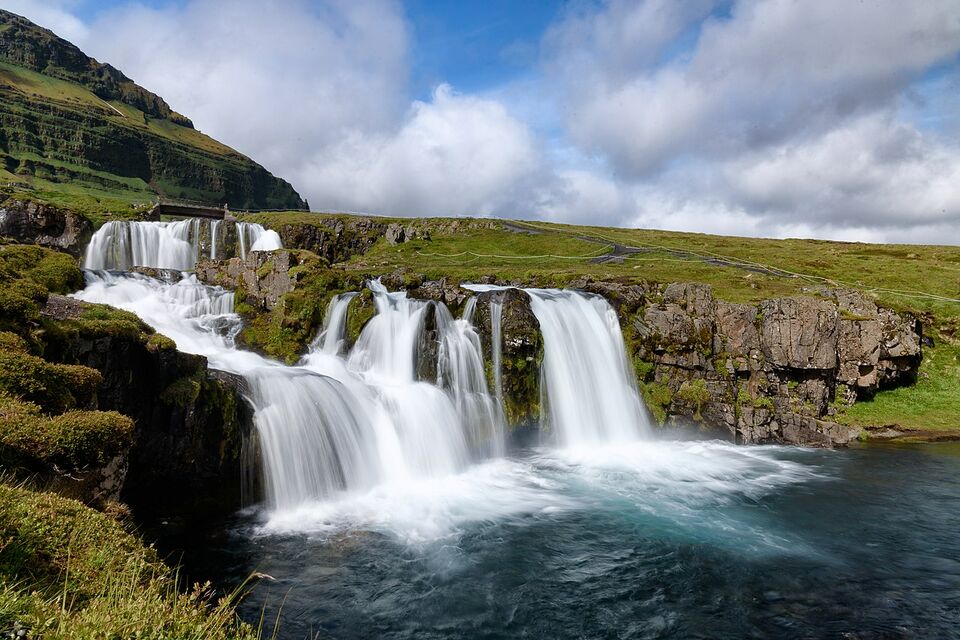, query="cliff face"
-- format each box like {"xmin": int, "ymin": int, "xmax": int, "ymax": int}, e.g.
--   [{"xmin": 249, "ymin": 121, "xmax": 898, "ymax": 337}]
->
[
  {"xmin": 0, "ymin": 10, "xmax": 306, "ymax": 211},
  {"xmin": 631, "ymin": 282, "xmax": 921, "ymax": 446},
  {"xmin": 39, "ymin": 294, "xmax": 255, "ymax": 520},
  {"xmin": 0, "ymin": 9, "xmax": 192, "ymax": 126}
]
